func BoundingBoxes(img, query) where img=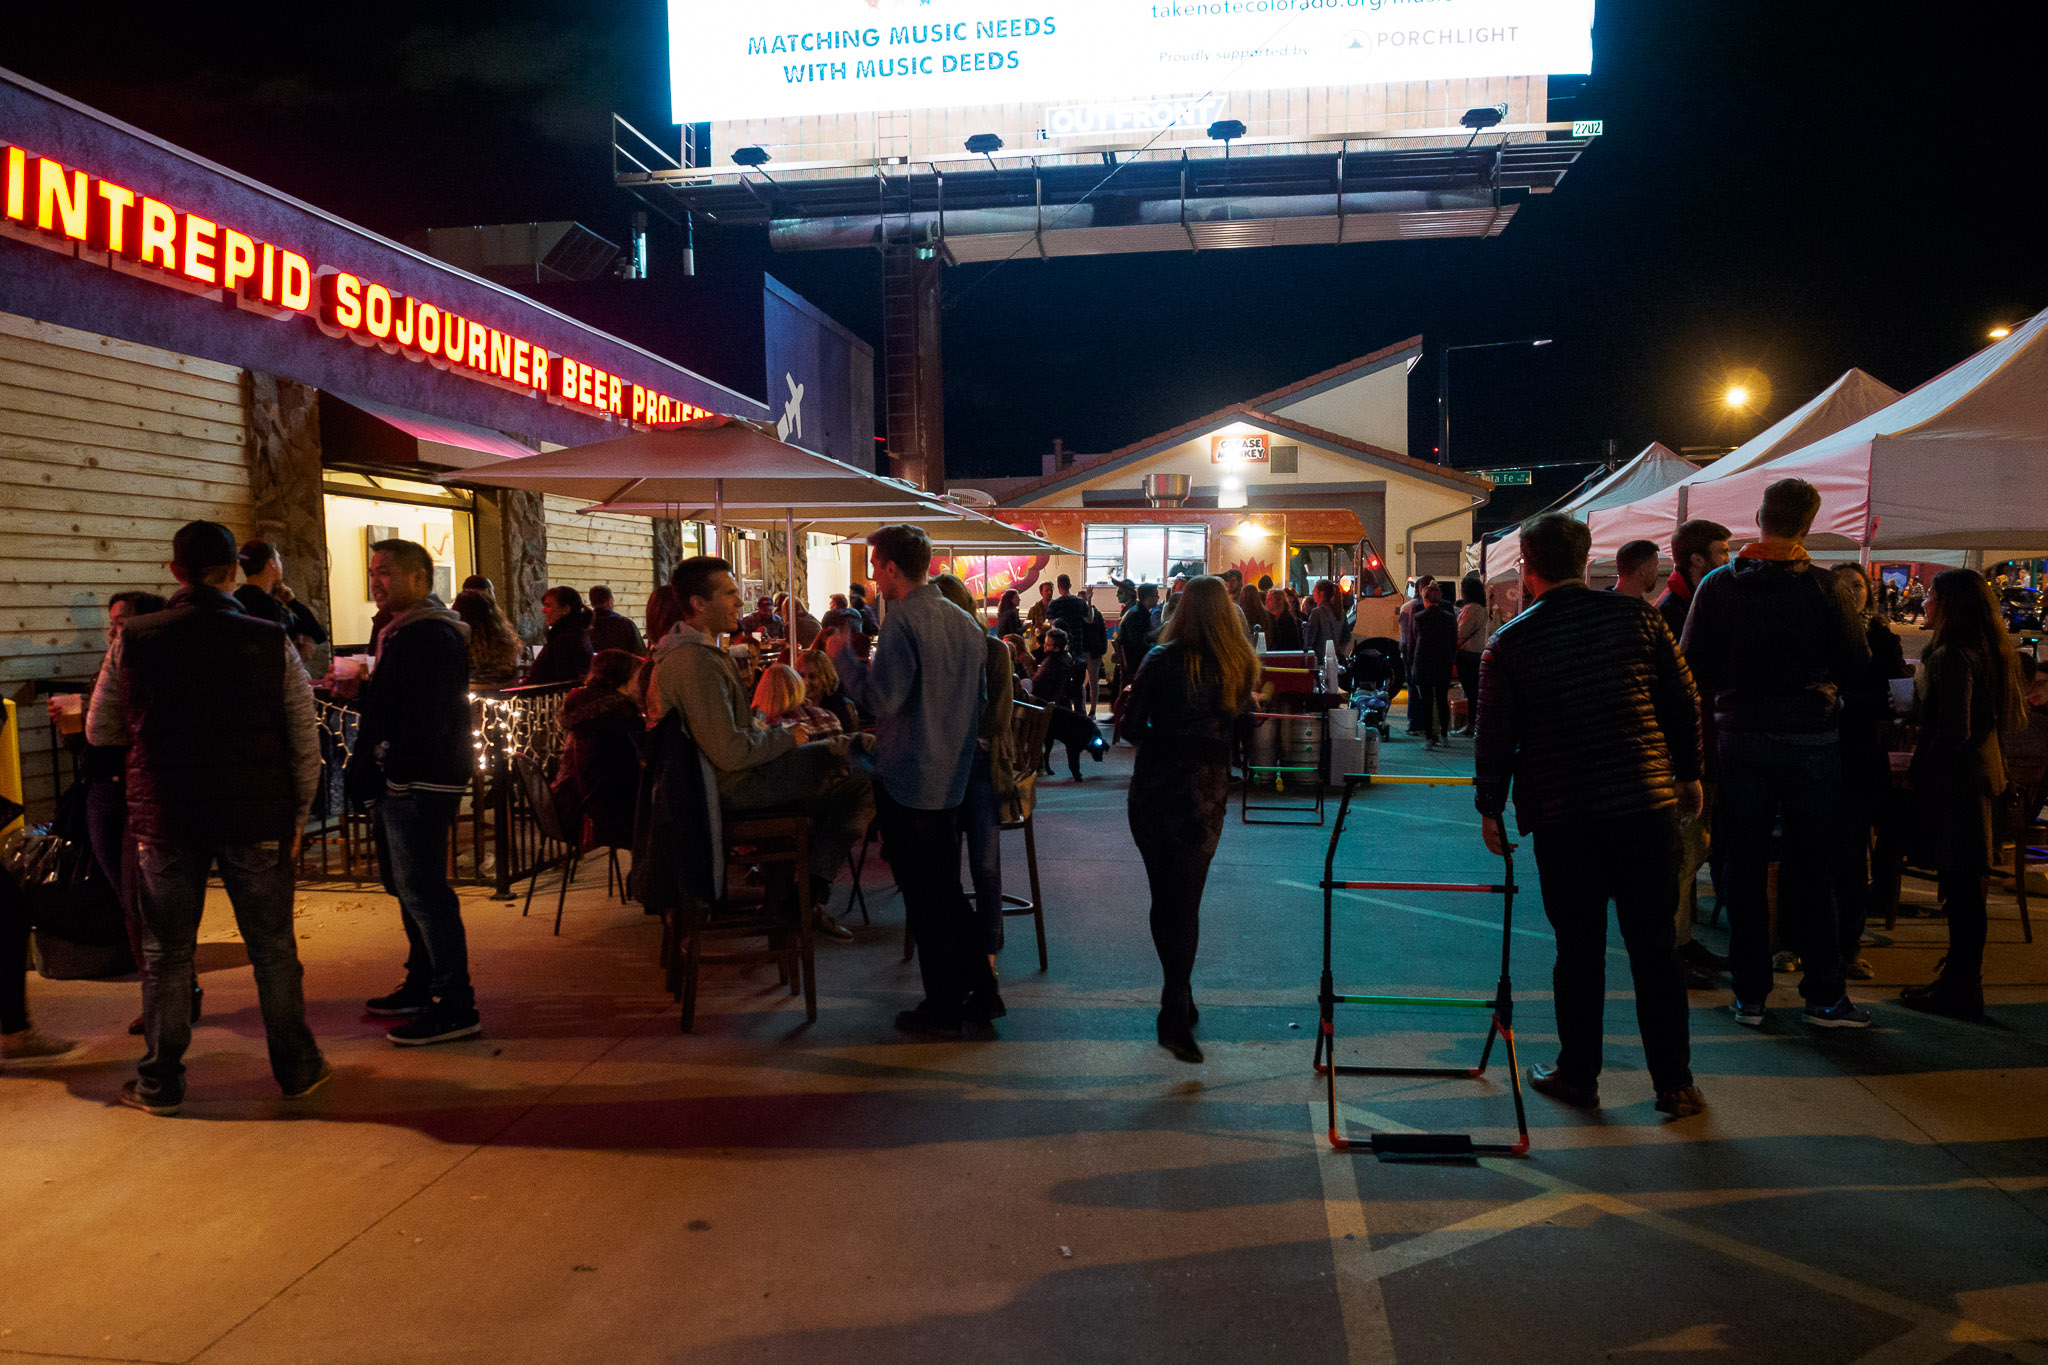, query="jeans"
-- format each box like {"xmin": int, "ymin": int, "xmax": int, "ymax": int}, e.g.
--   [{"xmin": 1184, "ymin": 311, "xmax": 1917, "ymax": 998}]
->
[
  {"xmin": 879, "ymin": 788, "xmax": 991, "ymax": 1017},
  {"xmin": 1531, "ymin": 811, "xmax": 1693, "ymax": 1093},
  {"xmin": 1409, "ymin": 670, "xmax": 1451, "ymax": 741},
  {"xmin": 1, "ymin": 875, "xmax": 27, "ymax": 1033},
  {"xmin": 1675, "ymin": 781, "xmax": 1714, "ymax": 948},
  {"xmin": 84, "ymin": 777, "xmax": 142, "ymax": 969},
  {"xmin": 373, "ymin": 791, "xmax": 471, "ymax": 1011},
  {"xmin": 133, "ymin": 839, "xmax": 323, "ymax": 1103},
  {"xmin": 719, "ymin": 743, "xmax": 876, "ymax": 886},
  {"xmin": 1716, "ymin": 730, "xmax": 1846, "ymax": 1006},
  {"xmin": 957, "ymin": 752, "xmax": 1004, "ymax": 954},
  {"xmin": 1939, "ymin": 868, "xmax": 1988, "ymax": 984},
  {"xmin": 1455, "ymin": 650, "xmax": 1482, "ymax": 731}
]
